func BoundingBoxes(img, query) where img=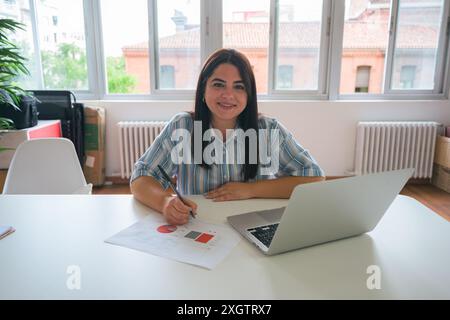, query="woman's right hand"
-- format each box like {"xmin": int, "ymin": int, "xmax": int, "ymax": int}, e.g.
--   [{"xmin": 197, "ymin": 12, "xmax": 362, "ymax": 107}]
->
[{"xmin": 162, "ymin": 195, "xmax": 198, "ymax": 225}]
